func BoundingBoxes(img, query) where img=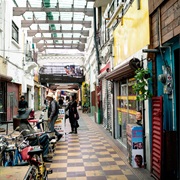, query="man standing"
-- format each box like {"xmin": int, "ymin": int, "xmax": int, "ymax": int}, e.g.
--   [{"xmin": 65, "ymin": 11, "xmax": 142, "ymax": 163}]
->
[
  {"xmin": 46, "ymin": 92, "xmax": 62, "ymax": 141},
  {"xmin": 18, "ymin": 95, "xmax": 28, "ymax": 109},
  {"xmin": 135, "ymin": 110, "xmax": 142, "ymax": 126}
]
